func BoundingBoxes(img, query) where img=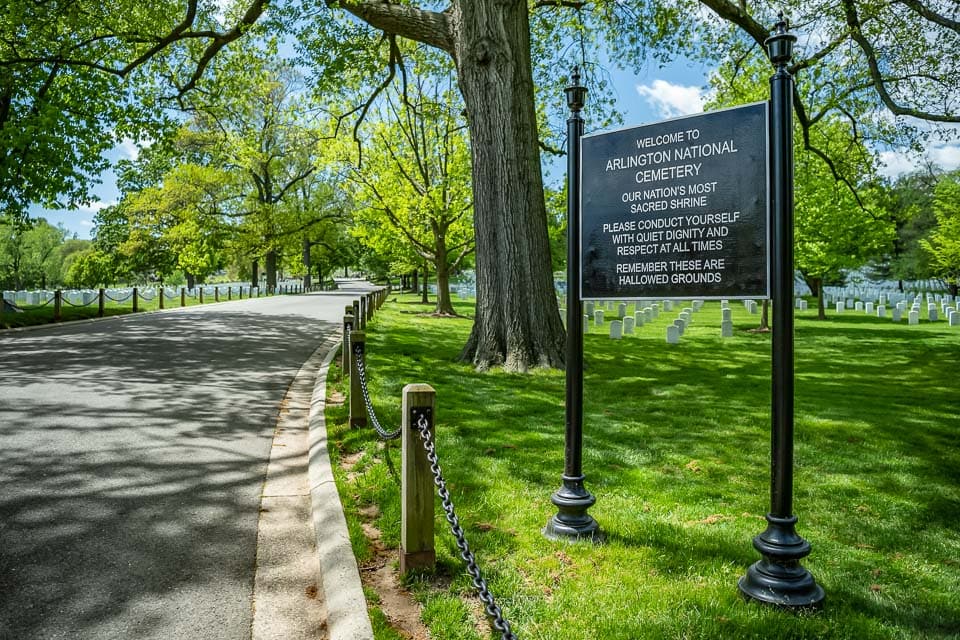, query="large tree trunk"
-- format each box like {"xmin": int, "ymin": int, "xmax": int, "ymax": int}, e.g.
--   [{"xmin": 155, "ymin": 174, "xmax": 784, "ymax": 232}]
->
[
  {"xmin": 814, "ymin": 277, "xmax": 826, "ymax": 320},
  {"xmin": 450, "ymin": 1, "xmax": 564, "ymax": 370},
  {"xmin": 341, "ymin": 1, "xmax": 565, "ymax": 371},
  {"xmin": 760, "ymin": 299, "xmax": 770, "ymax": 331},
  {"xmin": 265, "ymin": 250, "xmax": 277, "ymax": 293}
]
